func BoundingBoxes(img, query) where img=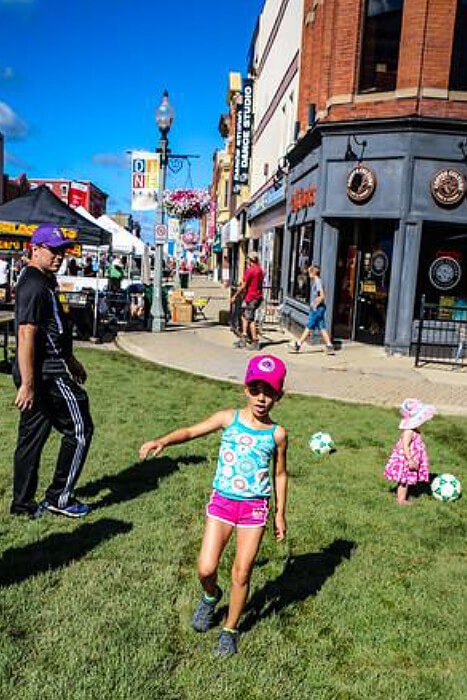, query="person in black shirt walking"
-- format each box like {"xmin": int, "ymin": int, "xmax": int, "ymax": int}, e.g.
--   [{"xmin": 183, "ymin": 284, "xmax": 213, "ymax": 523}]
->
[{"xmin": 11, "ymin": 224, "xmax": 94, "ymax": 518}]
